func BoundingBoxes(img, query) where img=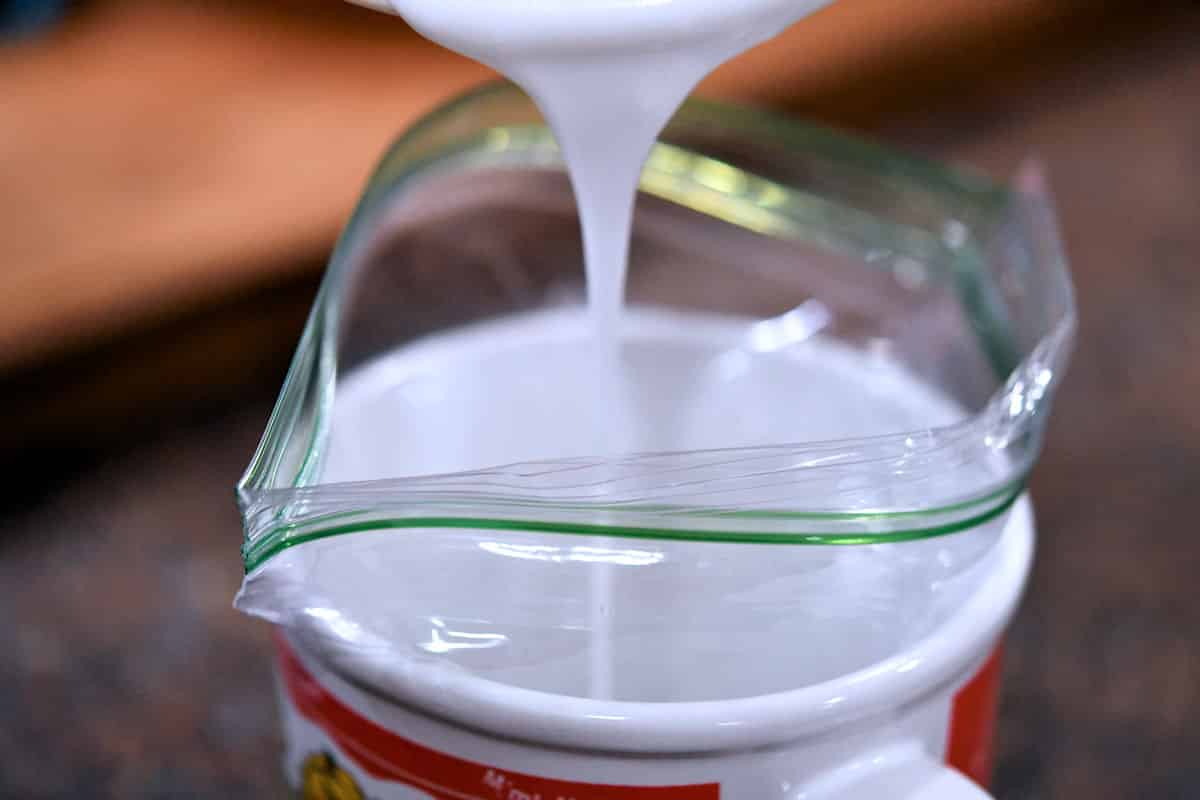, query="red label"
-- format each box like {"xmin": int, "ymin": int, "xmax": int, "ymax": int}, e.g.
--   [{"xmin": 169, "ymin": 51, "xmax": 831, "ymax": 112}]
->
[
  {"xmin": 276, "ymin": 637, "xmax": 720, "ymax": 799},
  {"xmin": 946, "ymin": 644, "xmax": 1002, "ymax": 788}
]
